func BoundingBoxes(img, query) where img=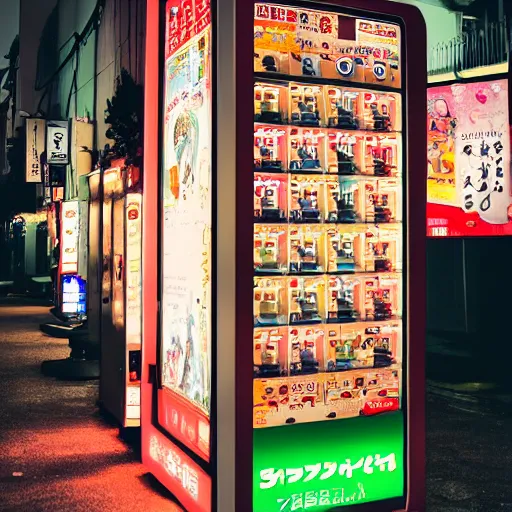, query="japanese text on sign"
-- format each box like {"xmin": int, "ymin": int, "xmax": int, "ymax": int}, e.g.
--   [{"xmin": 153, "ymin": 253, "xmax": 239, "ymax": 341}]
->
[
  {"xmin": 166, "ymin": 0, "xmax": 210, "ymax": 57},
  {"xmin": 277, "ymin": 484, "xmax": 367, "ymax": 511},
  {"xmin": 260, "ymin": 453, "xmax": 397, "ymax": 489}
]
